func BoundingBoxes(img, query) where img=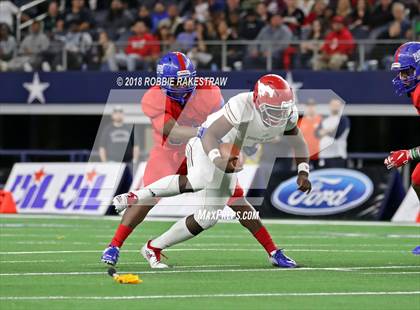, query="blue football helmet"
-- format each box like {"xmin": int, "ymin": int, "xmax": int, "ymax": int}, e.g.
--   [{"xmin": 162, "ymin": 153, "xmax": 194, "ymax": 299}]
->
[
  {"xmin": 391, "ymin": 41, "xmax": 420, "ymax": 96},
  {"xmin": 156, "ymin": 52, "xmax": 196, "ymax": 104}
]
